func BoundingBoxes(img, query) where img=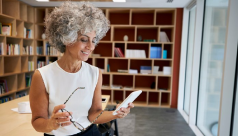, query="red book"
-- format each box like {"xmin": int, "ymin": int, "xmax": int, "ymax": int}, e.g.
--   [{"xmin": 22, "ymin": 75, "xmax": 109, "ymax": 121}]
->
[
  {"xmin": 114, "ymin": 48, "xmax": 120, "ymax": 57},
  {"xmin": 117, "ymin": 48, "xmax": 125, "ymax": 57}
]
